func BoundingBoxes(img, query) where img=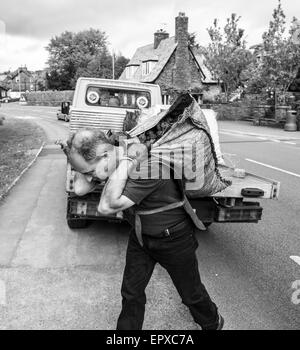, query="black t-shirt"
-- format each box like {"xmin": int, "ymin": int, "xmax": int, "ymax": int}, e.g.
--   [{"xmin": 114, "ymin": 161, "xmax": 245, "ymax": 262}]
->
[{"xmin": 122, "ymin": 178, "xmax": 188, "ymax": 236}]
